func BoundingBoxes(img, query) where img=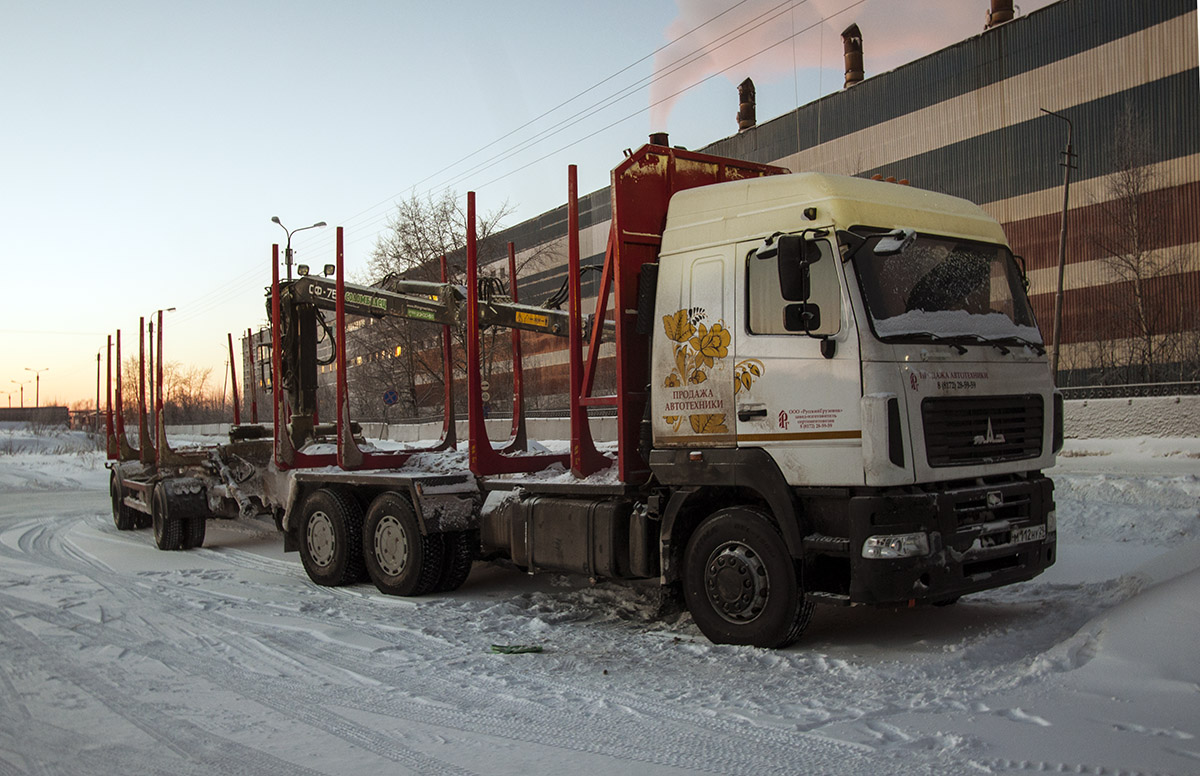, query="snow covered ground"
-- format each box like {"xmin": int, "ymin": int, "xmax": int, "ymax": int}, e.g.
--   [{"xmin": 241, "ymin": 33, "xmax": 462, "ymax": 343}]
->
[{"xmin": 1, "ymin": 422, "xmax": 1198, "ymax": 775}]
